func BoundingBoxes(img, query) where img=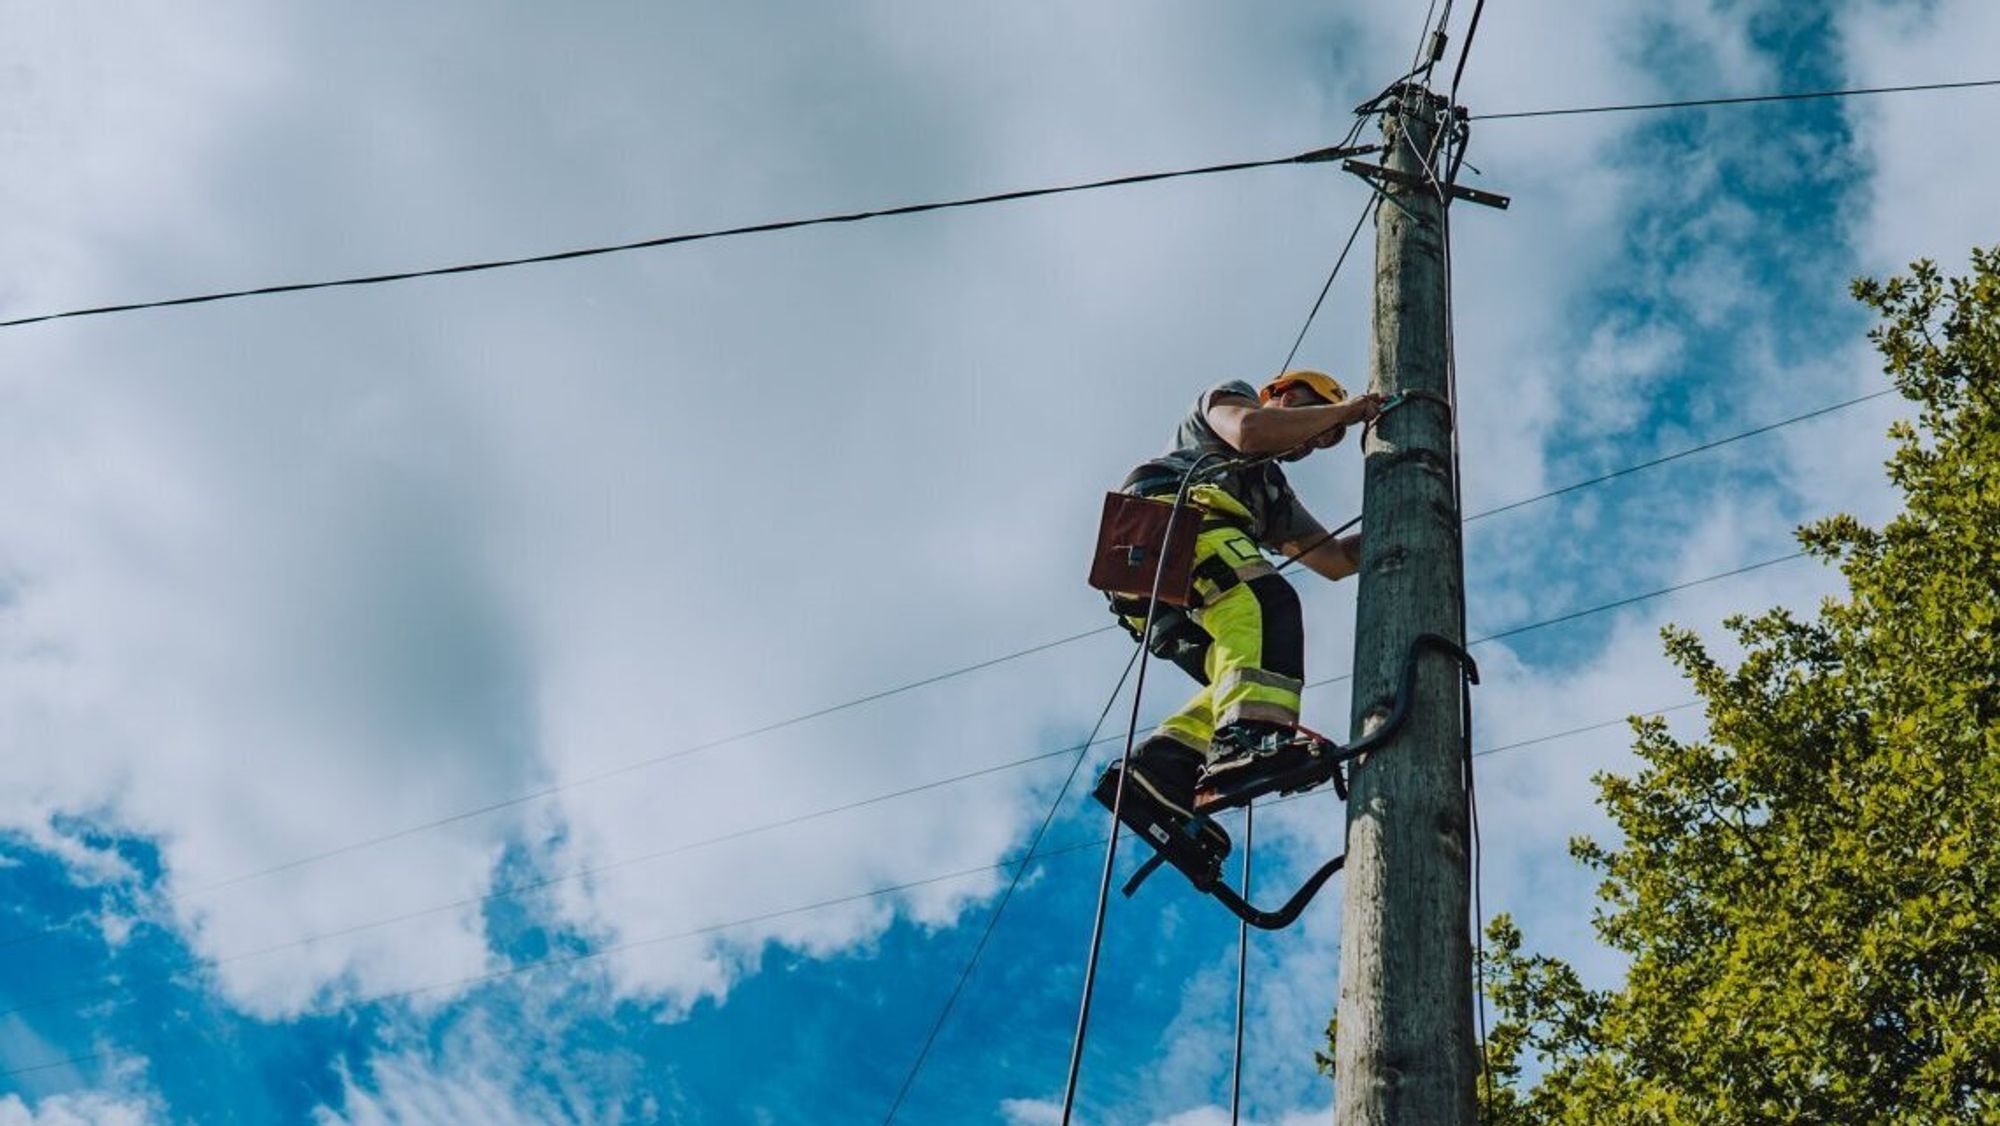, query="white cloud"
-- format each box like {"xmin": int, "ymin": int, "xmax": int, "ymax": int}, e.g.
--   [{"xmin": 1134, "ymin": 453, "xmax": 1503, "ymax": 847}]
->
[
  {"xmin": 1000, "ymin": 1097, "xmax": 1065, "ymax": 1126},
  {"xmin": 0, "ymin": 6, "xmax": 1980, "ymax": 1110},
  {"xmin": 0, "ymin": 1092, "xmax": 156, "ymax": 1126},
  {"xmin": 313, "ymin": 1008, "xmax": 654, "ymax": 1126},
  {"xmin": 1839, "ymin": 0, "xmax": 2000, "ymax": 276}
]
